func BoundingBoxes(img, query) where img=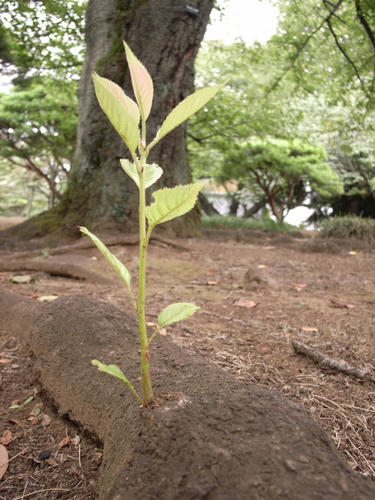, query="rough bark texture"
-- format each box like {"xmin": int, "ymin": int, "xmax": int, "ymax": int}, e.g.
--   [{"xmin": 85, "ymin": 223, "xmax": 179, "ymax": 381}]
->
[
  {"xmin": 2, "ymin": 291, "xmax": 375, "ymax": 500},
  {"xmin": 61, "ymin": 0, "xmax": 213, "ymax": 234}
]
